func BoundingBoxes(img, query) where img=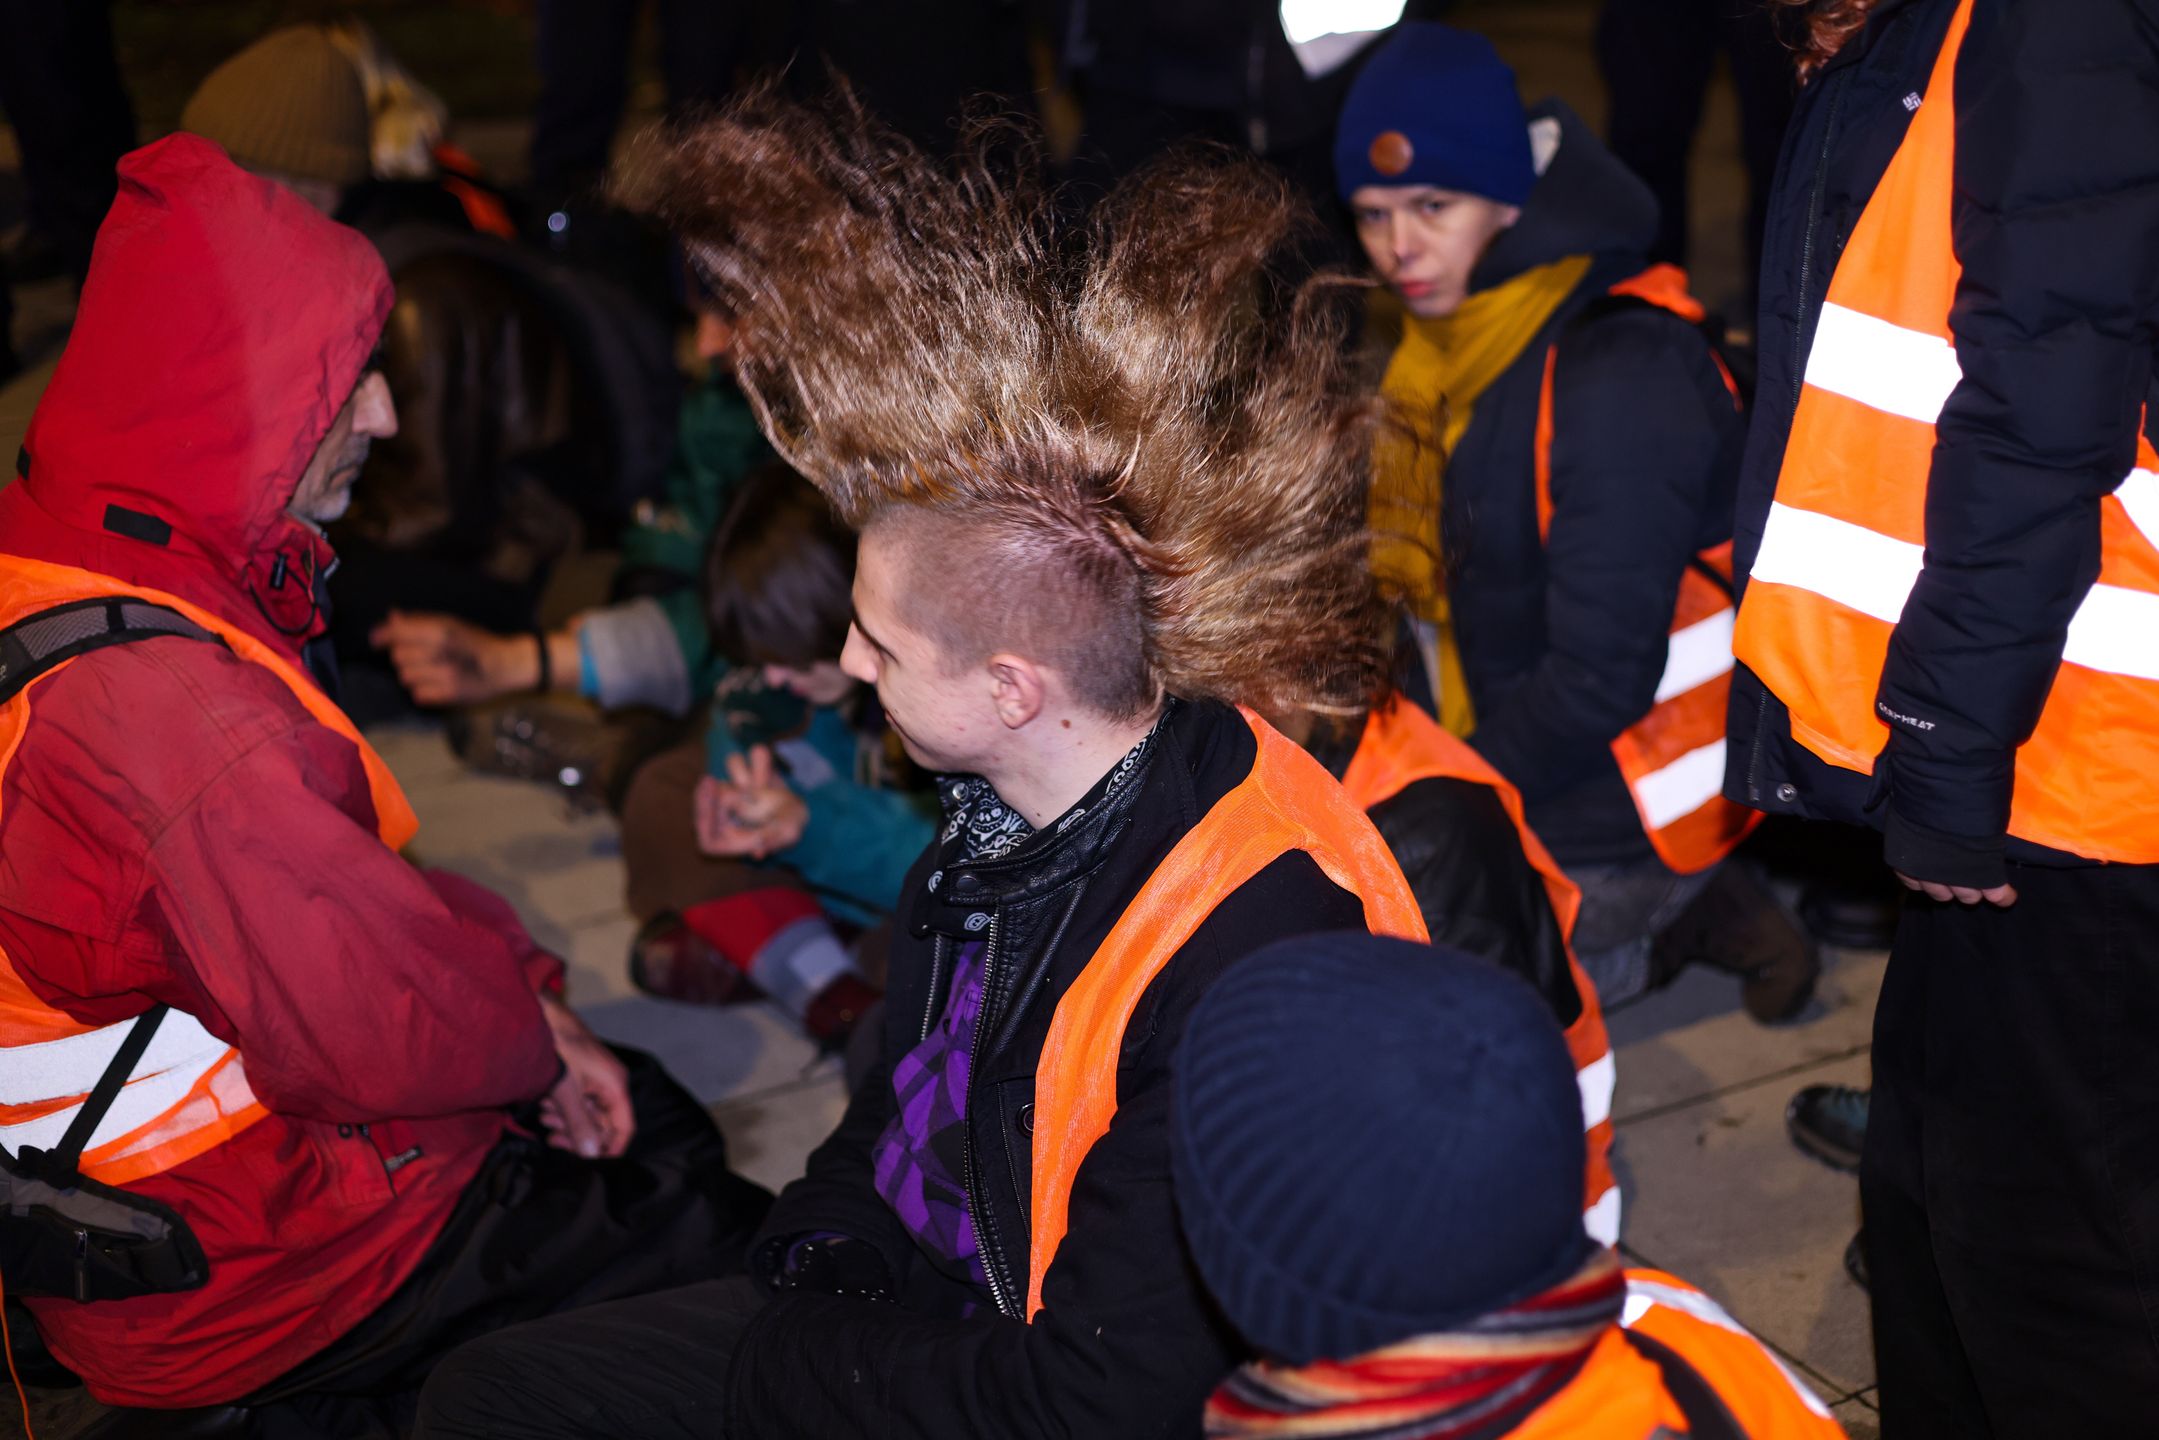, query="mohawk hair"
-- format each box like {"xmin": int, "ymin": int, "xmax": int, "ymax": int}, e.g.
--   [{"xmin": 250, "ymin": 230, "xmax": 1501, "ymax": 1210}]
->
[{"xmin": 626, "ymin": 84, "xmax": 1397, "ymax": 718}]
